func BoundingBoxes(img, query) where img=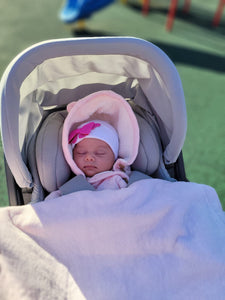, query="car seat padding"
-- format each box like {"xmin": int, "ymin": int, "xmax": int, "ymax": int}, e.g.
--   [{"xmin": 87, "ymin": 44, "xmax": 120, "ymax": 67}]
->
[{"xmin": 36, "ymin": 105, "xmax": 161, "ymax": 193}]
